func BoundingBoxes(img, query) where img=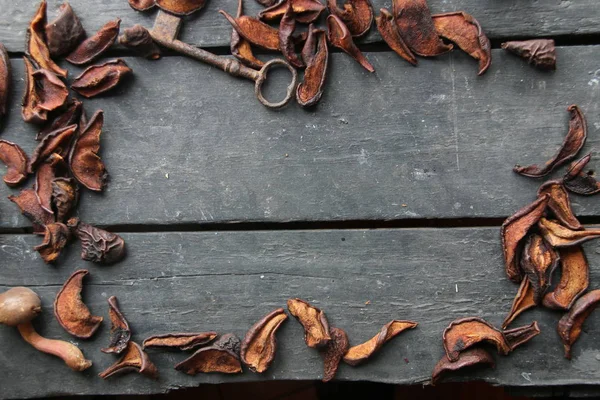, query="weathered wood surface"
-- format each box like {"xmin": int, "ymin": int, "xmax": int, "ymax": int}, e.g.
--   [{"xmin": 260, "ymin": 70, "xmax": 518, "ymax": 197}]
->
[
  {"xmin": 1, "ymin": 47, "xmax": 599, "ymax": 229},
  {"xmin": 1, "ymin": 227, "xmax": 600, "ymax": 398},
  {"xmin": 1, "ymin": 0, "xmax": 600, "ymax": 52}
]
